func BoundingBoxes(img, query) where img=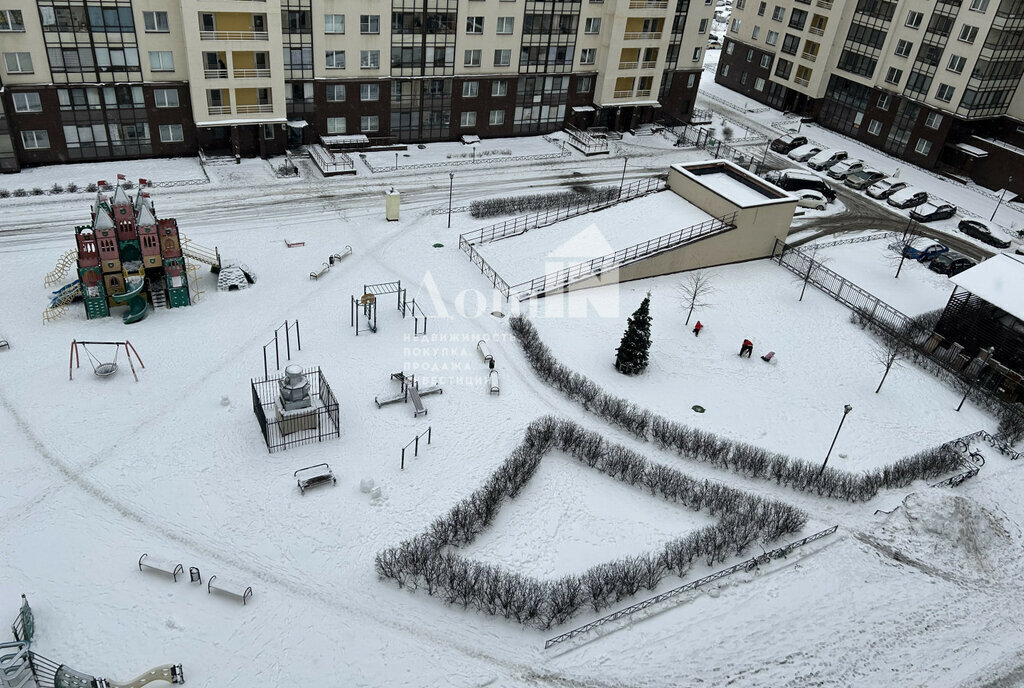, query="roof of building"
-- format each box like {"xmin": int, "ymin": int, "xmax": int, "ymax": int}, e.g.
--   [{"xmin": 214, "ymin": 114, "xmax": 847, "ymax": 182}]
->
[
  {"xmin": 949, "ymin": 253, "xmax": 1024, "ymax": 322},
  {"xmin": 671, "ymin": 160, "xmax": 793, "ymax": 209},
  {"xmin": 111, "ymin": 184, "xmax": 131, "ymax": 207},
  {"xmin": 136, "ymin": 204, "xmax": 157, "ymax": 227},
  {"xmin": 92, "ymin": 205, "xmax": 115, "ymax": 231}
]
